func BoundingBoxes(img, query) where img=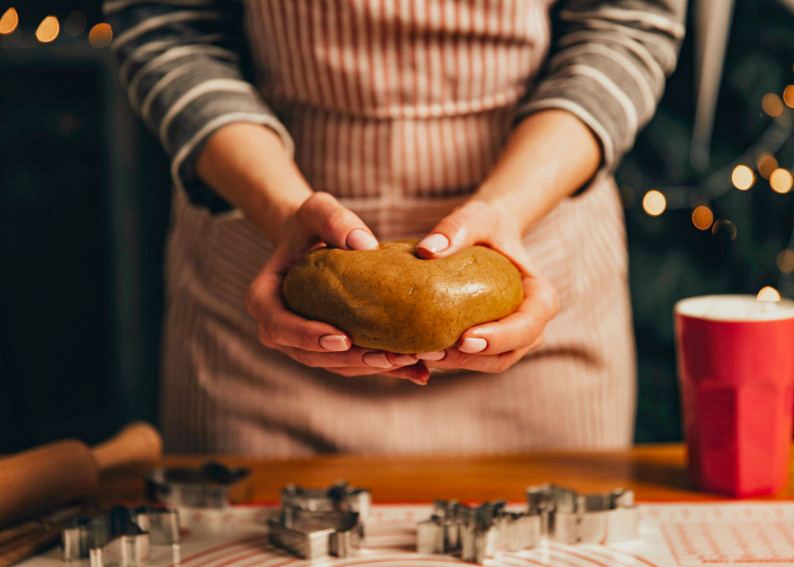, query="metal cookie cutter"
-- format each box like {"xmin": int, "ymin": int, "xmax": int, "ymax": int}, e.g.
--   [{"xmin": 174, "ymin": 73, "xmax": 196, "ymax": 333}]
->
[
  {"xmin": 417, "ymin": 500, "xmax": 541, "ymax": 564},
  {"xmin": 145, "ymin": 462, "xmax": 249, "ymax": 508},
  {"xmin": 267, "ymin": 482, "xmax": 369, "ymax": 560},
  {"xmin": 280, "ymin": 481, "xmax": 371, "ymax": 520},
  {"xmin": 526, "ymin": 484, "xmax": 638, "ymax": 544},
  {"xmin": 62, "ymin": 506, "xmax": 180, "ymax": 567}
]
